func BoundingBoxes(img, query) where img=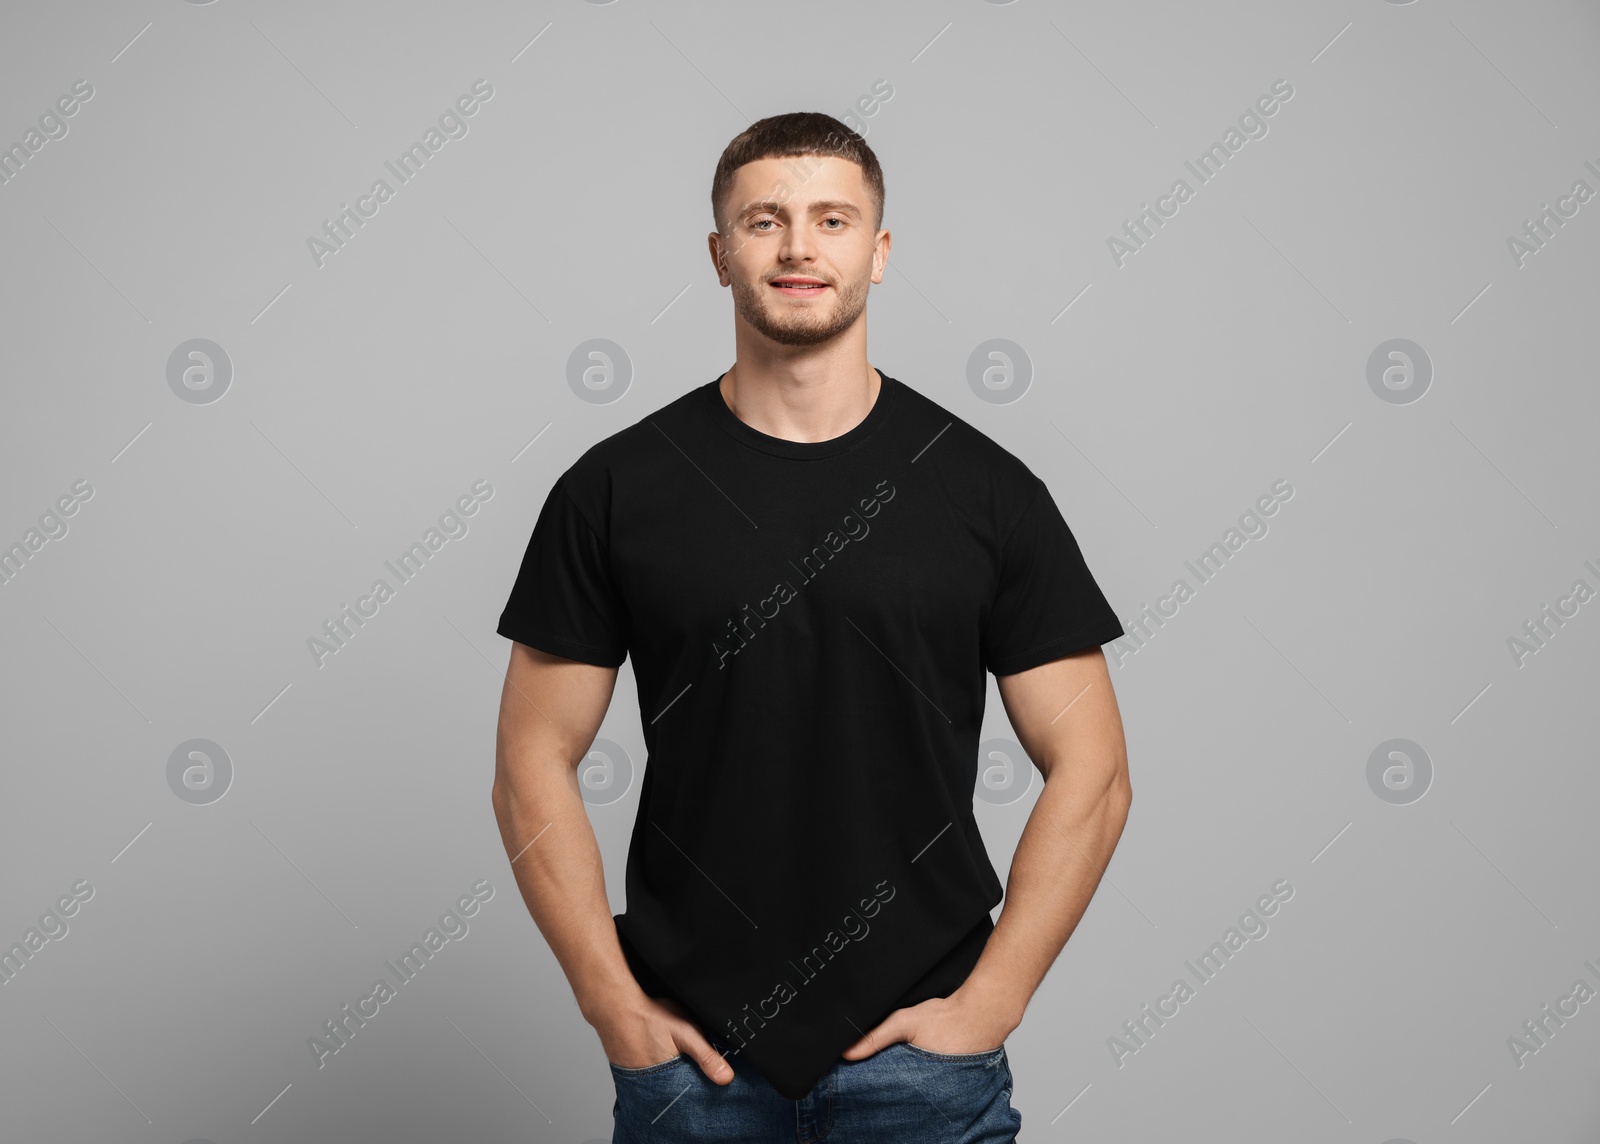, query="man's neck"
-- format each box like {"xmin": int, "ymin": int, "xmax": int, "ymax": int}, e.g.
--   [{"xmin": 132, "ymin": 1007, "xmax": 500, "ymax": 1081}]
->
[{"xmin": 718, "ymin": 357, "xmax": 882, "ymax": 445}]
